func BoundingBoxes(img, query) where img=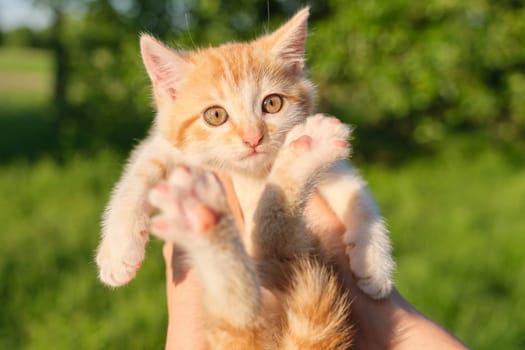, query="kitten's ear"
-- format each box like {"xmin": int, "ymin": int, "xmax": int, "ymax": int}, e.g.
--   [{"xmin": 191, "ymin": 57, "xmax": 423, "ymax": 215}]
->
[
  {"xmin": 262, "ymin": 7, "xmax": 309, "ymax": 73},
  {"xmin": 140, "ymin": 34, "xmax": 190, "ymax": 102}
]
